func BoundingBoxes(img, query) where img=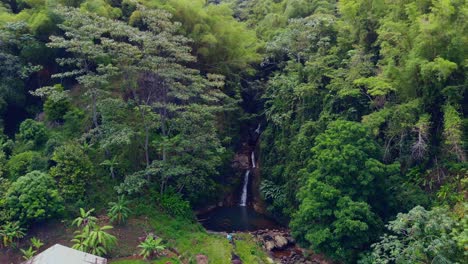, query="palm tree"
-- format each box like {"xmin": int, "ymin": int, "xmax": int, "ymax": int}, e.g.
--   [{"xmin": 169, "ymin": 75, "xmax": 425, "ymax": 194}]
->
[
  {"xmin": 72, "ymin": 208, "xmax": 97, "ymax": 228},
  {"xmin": 100, "ymin": 156, "xmax": 119, "ymax": 179},
  {"xmin": 107, "ymin": 196, "xmax": 131, "ymax": 224},
  {"xmin": 138, "ymin": 235, "xmax": 166, "ymax": 259},
  {"xmin": 0, "ymin": 221, "xmax": 26, "ymax": 248}
]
